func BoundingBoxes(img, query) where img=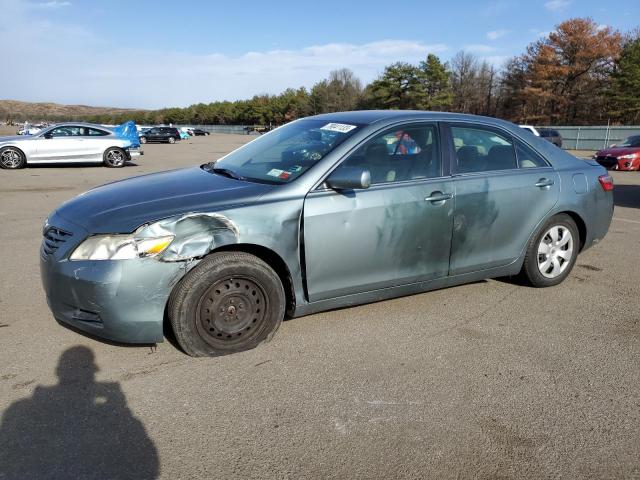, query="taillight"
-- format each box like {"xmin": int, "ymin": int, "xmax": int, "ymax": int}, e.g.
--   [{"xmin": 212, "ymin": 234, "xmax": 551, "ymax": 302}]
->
[{"xmin": 598, "ymin": 174, "xmax": 614, "ymax": 191}]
